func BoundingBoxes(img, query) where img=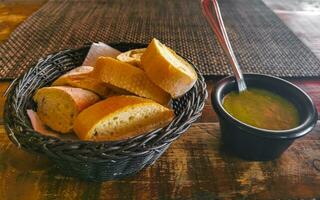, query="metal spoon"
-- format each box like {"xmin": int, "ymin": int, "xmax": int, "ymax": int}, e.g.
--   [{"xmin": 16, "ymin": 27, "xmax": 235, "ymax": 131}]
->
[{"xmin": 201, "ymin": 0, "xmax": 247, "ymax": 92}]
